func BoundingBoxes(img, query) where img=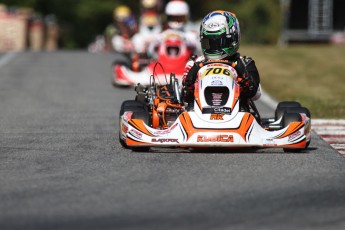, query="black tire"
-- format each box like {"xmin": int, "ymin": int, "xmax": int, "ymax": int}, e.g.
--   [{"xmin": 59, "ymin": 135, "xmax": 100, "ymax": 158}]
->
[
  {"xmin": 275, "ymin": 101, "xmax": 302, "ymax": 120},
  {"xmin": 282, "ymin": 107, "xmax": 311, "ymax": 119},
  {"xmin": 282, "ymin": 112, "xmax": 308, "ymax": 153},
  {"xmin": 290, "ymin": 107, "xmax": 311, "ymax": 149},
  {"xmin": 131, "ymin": 107, "xmax": 150, "ymax": 125},
  {"xmin": 120, "ymin": 100, "xmax": 145, "ymax": 108},
  {"xmin": 130, "ymin": 107, "xmax": 150, "ymax": 152},
  {"xmin": 119, "ymin": 133, "xmax": 129, "ymax": 148},
  {"xmin": 277, "ymin": 101, "xmax": 301, "ymax": 109},
  {"xmin": 119, "ymin": 101, "xmax": 148, "ymax": 149},
  {"xmin": 120, "ymin": 100, "xmax": 147, "ymax": 115},
  {"xmin": 282, "ymin": 112, "xmax": 302, "ymax": 127},
  {"xmin": 131, "ymin": 146, "xmax": 150, "ymax": 152},
  {"xmin": 118, "ymin": 103, "xmax": 151, "ymax": 151}
]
